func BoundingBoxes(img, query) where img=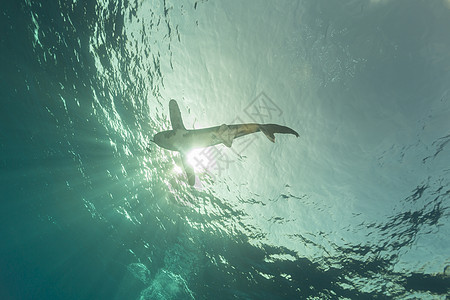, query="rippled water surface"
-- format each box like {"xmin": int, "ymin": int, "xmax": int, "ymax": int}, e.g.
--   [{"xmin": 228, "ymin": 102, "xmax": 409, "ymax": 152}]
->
[{"xmin": 1, "ymin": 0, "xmax": 450, "ymax": 299}]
